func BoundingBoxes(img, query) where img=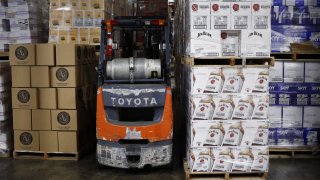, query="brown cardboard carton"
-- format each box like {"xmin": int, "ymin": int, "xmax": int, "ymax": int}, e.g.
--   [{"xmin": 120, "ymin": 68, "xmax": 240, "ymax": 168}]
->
[
  {"xmin": 91, "ymin": 0, "xmax": 104, "ymax": 9},
  {"xmin": 51, "ymin": 110, "xmax": 81, "ymax": 131},
  {"xmin": 59, "ymin": 30, "xmax": 68, "ymax": 44},
  {"xmin": 50, "ymin": 10, "xmax": 63, "ymax": 27},
  {"xmin": 80, "ymin": 0, "xmax": 89, "ymax": 10},
  {"xmin": 89, "ymin": 28, "xmax": 101, "ymax": 44},
  {"xmin": 57, "ymin": 87, "xmax": 84, "ymax": 109},
  {"xmin": 9, "ymin": 44, "xmax": 35, "ymax": 66},
  {"xmin": 50, "ymin": 66, "xmax": 80, "ymax": 87},
  {"xmin": 73, "ymin": 10, "xmax": 84, "ymax": 27},
  {"xmin": 40, "ymin": 131, "xmax": 58, "ymax": 152},
  {"xmin": 32, "ymin": 109, "xmax": 51, "ymax": 130},
  {"xmin": 56, "ymin": 44, "xmax": 82, "ymax": 65},
  {"xmin": 79, "ymin": 28, "xmax": 89, "ymax": 44},
  {"xmin": 50, "ymin": 0, "xmax": 59, "ymax": 9},
  {"xmin": 31, "ymin": 66, "xmax": 50, "ymax": 87},
  {"xmin": 13, "ymin": 109, "xmax": 32, "ymax": 130},
  {"xmin": 39, "ymin": 88, "xmax": 57, "ymax": 109},
  {"xmin": 49, "ymin": 29, "xmax": 59, "ymax": 43},
  {"xmin": 12, "ymin": 88, "xmax": 38, "ymax": 109},
  {"xmin": 70, "ymin": 0, "xmax": 79, "ymax": 9},
  {"xmin": 14, "ymin": 130, "xmax": 39, "ymax": 151},
  {"xmin": 64, "ymin": 10, "xmax": 73, "ymax": 27},
  {"xmin": 11, "ymin": 66, "xmax": 30, "ymax": 87},
  {"xmin": 36, "ymin": 44, "xmax": 55, "ymax": 66},
  {"xmin": 58, "ymin": 131, "xmax": 77, "ymax": 152},
  {"xmin": 69, "ymin": 28, "xmax": 79, "ymax": 44}
]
